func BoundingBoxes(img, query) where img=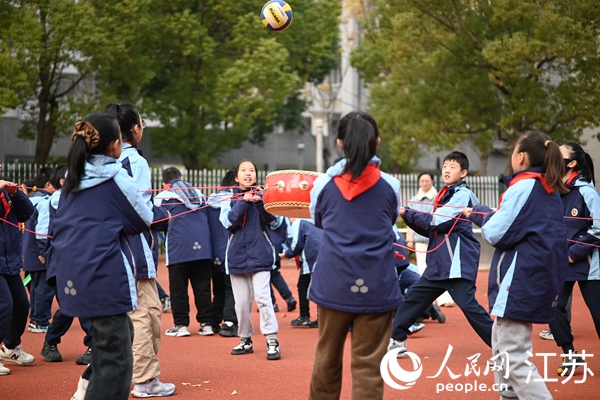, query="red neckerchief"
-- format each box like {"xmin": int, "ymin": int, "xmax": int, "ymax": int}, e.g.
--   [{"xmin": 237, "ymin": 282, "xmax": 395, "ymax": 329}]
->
[
  {"xmin": 433, "ymin": 186, "xmax": 449, "ymax": 211},
  {"xmin": 294, "ymin": 255, "xmax": 301, "ymax": 270},
  {"xmin": 566, "ymin": 170, "xmax": 579, "ymax": 185},
  {"xmin": 333, "ymin": 164, "xmax": 381, "ymax": 201},
  {"xmin": 0, "ymin": 191, "xmax": 11, "ymax": 220},
  {"xmin": 498, "ymin": 172, "xmax": 552, "ymax": 209}
]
